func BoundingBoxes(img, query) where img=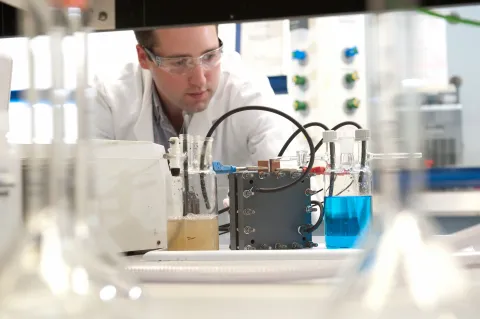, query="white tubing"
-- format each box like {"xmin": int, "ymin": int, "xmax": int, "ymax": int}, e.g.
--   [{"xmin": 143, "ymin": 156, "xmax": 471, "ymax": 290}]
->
[
  {"xmin": 126, "ymin": 260, "xmax": 343, "ymax": 283},
  {"xmin": 142, "ymin": 248, "xmax": 360, "ymax": 262},
  {"xmin": 128, "ymin": 251, "xmax": 480, "ymax": 284}
]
